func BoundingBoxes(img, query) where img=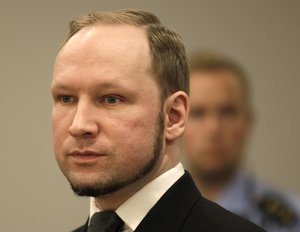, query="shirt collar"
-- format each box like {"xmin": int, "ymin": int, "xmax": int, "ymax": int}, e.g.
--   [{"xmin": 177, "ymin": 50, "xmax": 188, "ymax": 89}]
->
[{"xmin": 90, "ymin": 163, "xmax": 185, "ymax": 231}]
